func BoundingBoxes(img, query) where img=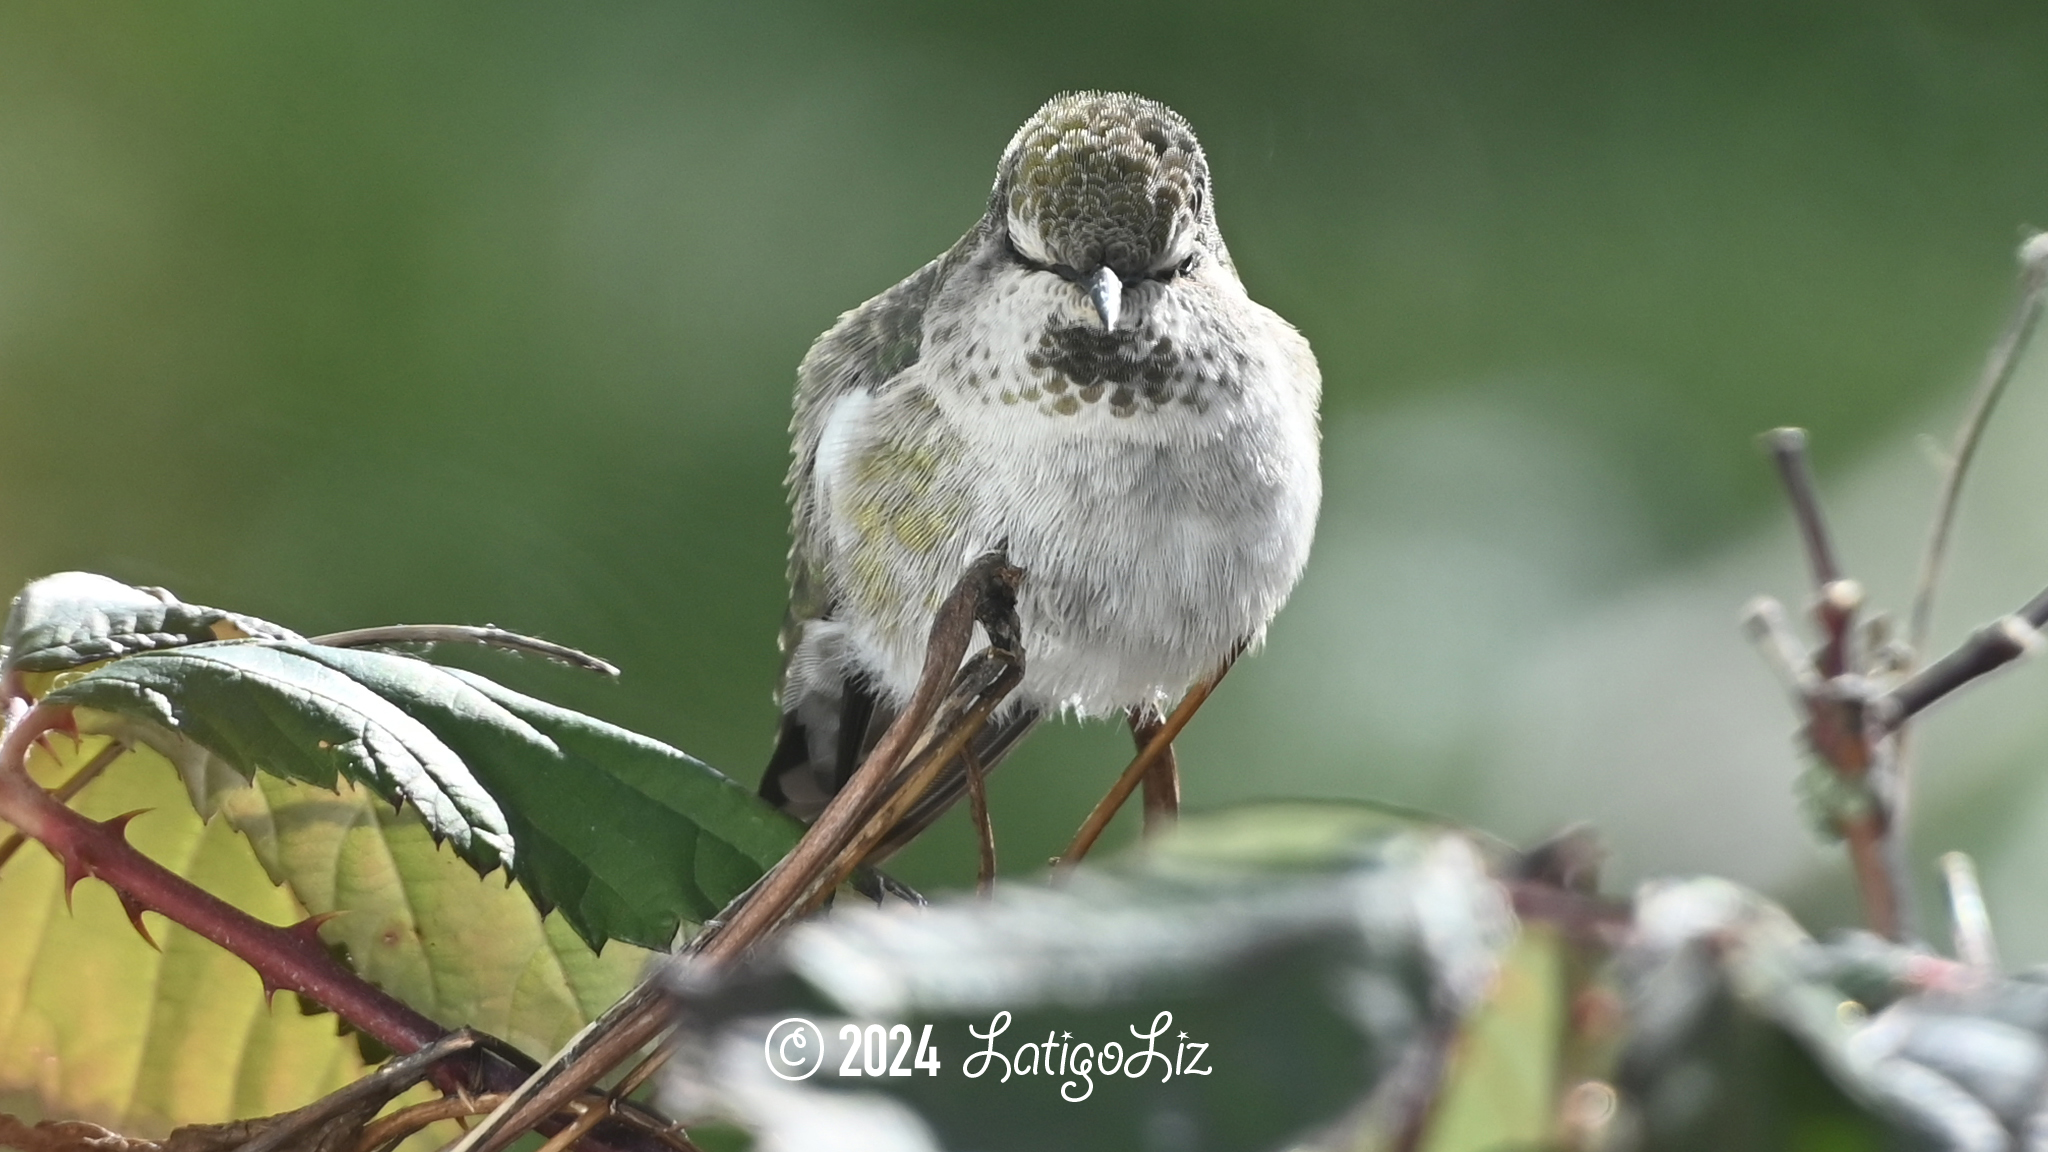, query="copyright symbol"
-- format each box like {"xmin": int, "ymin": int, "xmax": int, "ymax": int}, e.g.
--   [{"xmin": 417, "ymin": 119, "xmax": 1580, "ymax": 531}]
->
[{"xmin": 764, "ymin": 1017, "xmax": 825, "ymax": 1081}]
